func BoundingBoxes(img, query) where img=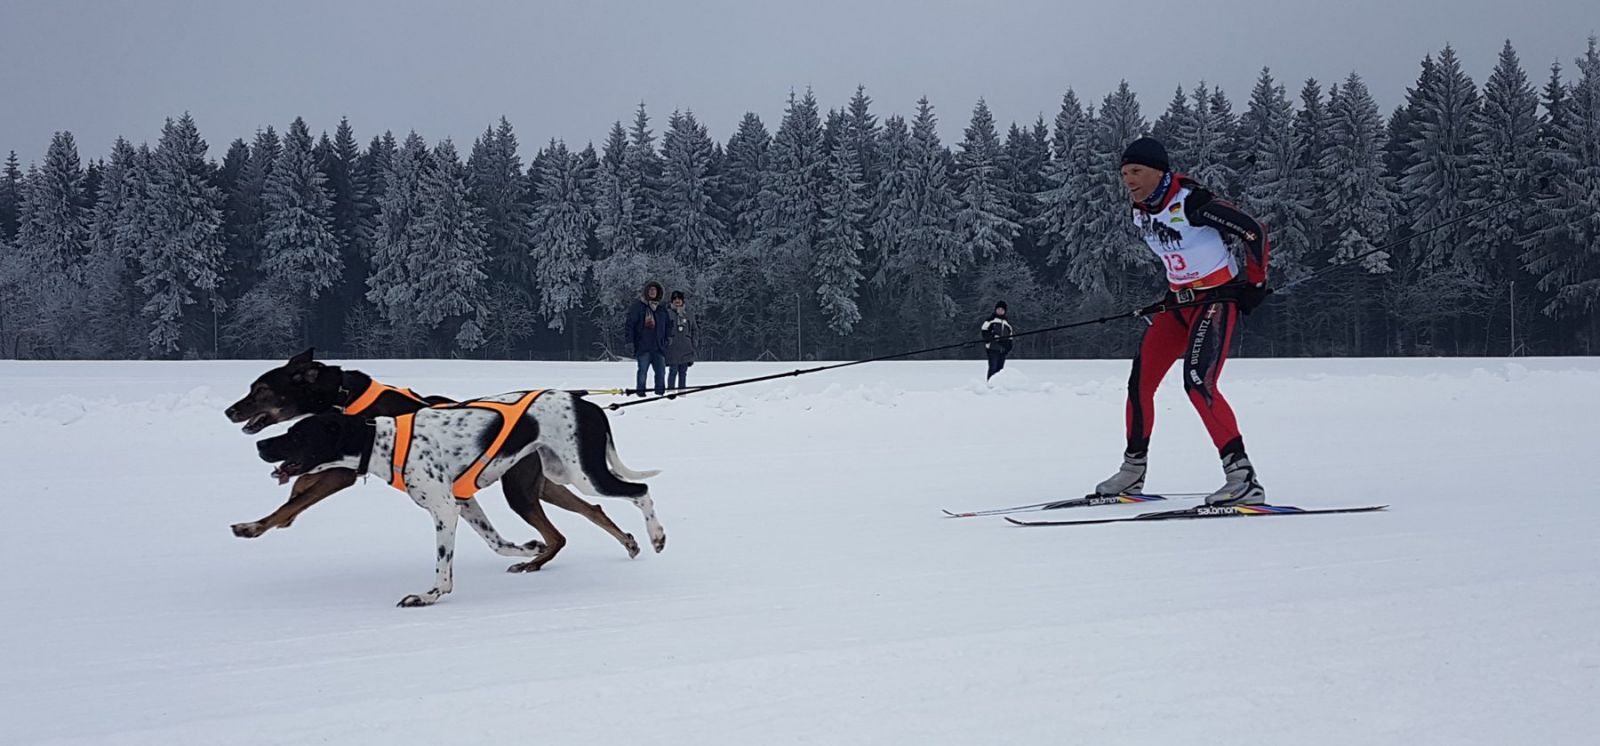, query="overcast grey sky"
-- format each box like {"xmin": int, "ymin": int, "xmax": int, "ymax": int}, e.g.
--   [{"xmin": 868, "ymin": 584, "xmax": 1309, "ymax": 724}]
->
[{"xmin": 0, "ymin": 0, "xmax": 1592, "ymax": 165}]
